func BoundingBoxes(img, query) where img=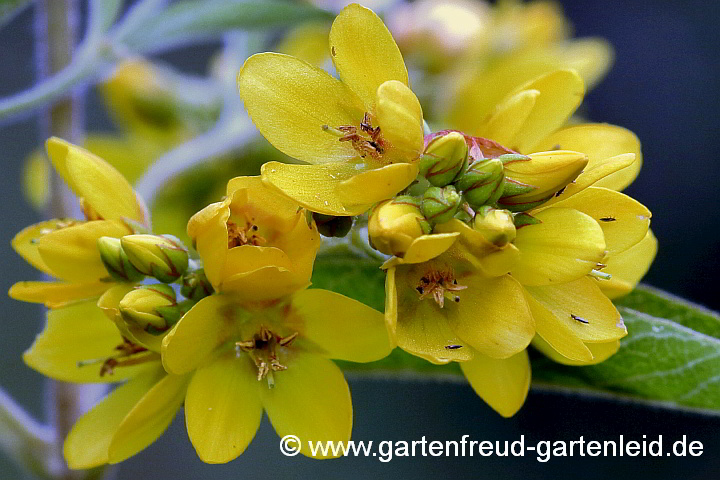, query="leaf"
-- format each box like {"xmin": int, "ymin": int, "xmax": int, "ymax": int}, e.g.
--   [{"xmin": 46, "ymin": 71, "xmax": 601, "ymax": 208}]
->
[
  {"xmin": 121, "ymin": 0, "xmax": 334, "ymax": 53},
  {"xmin": 0, "ymin": 0, "xmax": 32, "ymax": 30},
  {"xmin": 312, "ymin": 250, "xmax": 720, "ymax": 414}
]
